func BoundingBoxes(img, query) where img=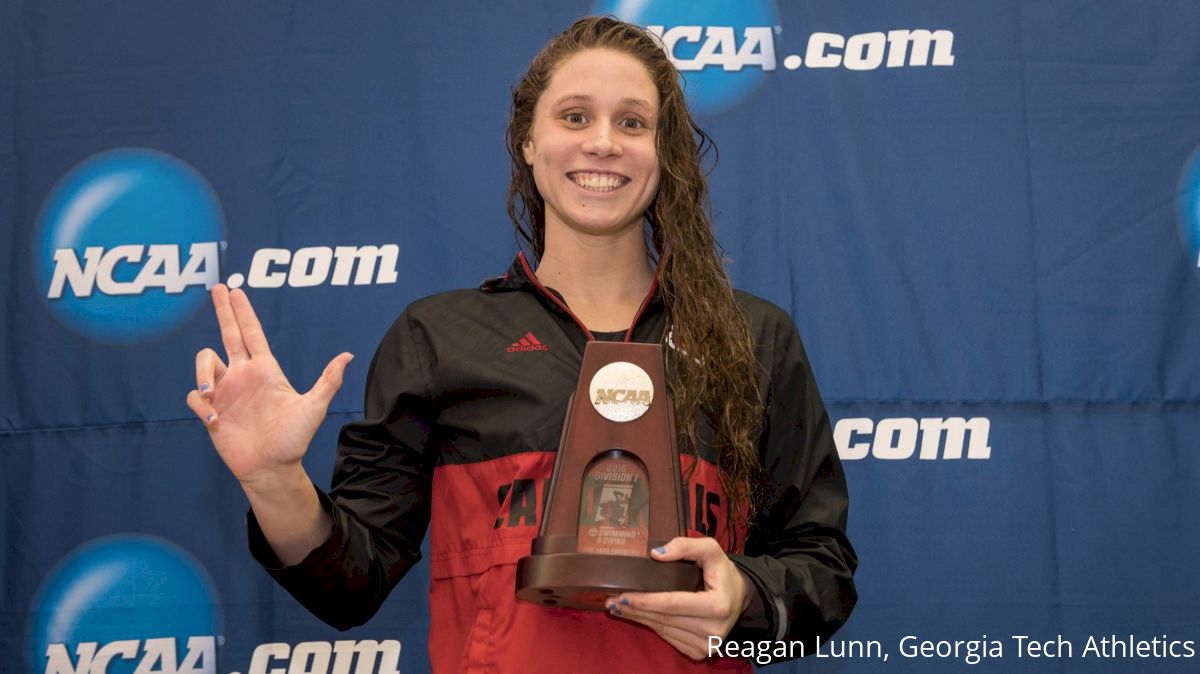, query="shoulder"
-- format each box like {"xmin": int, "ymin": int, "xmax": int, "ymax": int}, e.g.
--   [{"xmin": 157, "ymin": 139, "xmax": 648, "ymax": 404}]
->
[
  {"xmin": 375, "ymin": 285, "xmax": 554, "ymax": 363},
  {"xmin": 405, "ymin": 288, "xmax": 492, "ymax": 316},
  {"xmin": 388, "ymin": 287, "xmax": 530, "ymax": 326},
  {"xmin": 732, "ymin": 289, "xmax": 815, "ymax": 379},
  {"xmin": 733, "ymin": 289, "xmax": 801, "ymax": 343},
  {"xmin": 733, "ymin": 290, "xmax": 793, "ymax": 325},
  {"xmin": 367, "ymin": 289, "xmax": 495, "ymax": 350}
]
